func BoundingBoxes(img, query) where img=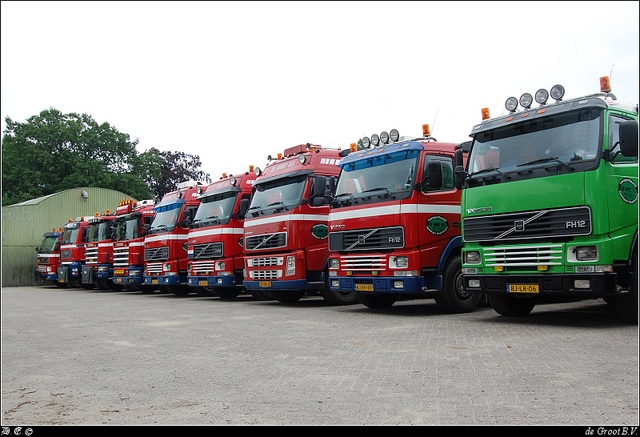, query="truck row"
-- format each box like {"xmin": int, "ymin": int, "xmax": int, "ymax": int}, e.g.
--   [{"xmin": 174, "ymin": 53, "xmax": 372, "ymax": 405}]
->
[{"xmin": 35, "ymin": 78, "xmax": 639, "ymax": 322}]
